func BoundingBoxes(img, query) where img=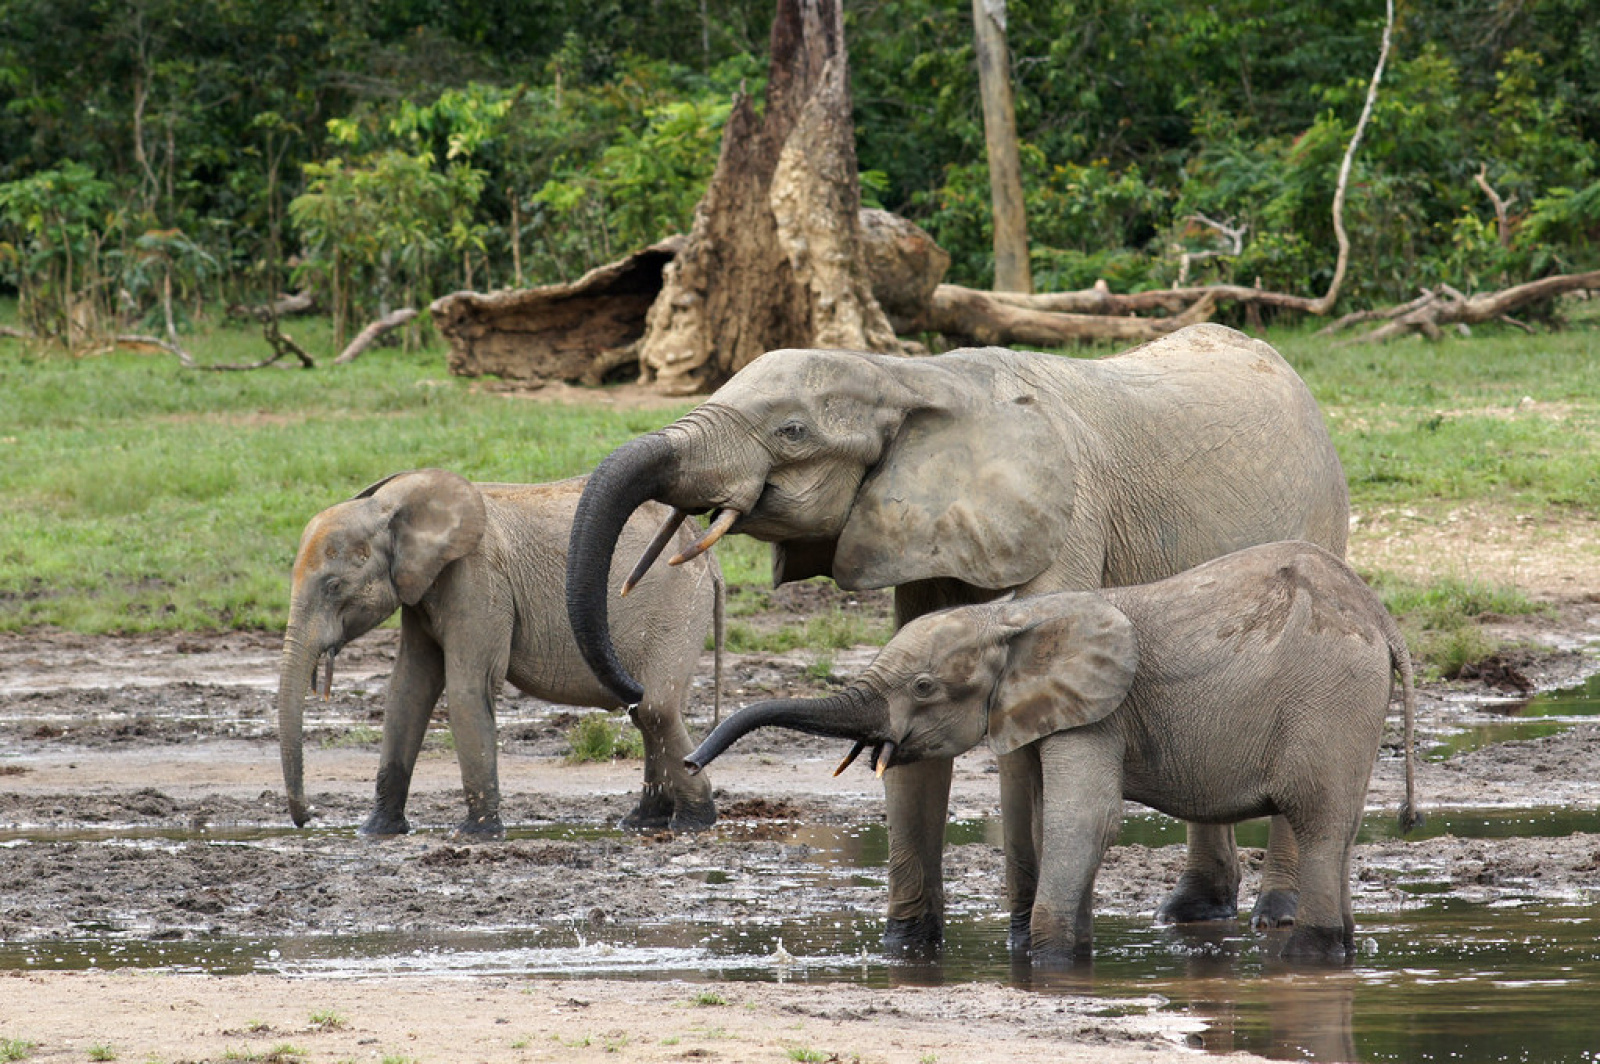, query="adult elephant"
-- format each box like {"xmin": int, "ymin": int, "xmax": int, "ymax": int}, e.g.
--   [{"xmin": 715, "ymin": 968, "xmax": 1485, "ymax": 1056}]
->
[{"xmin": 565, "ymin": 323, "xmax": 1348, "ymax": 951}]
